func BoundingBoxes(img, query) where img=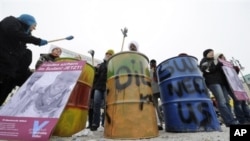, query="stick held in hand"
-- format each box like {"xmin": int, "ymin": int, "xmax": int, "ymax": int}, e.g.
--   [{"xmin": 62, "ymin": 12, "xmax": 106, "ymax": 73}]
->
[{"xmin": 48, "ymin": 35, "xmax": 74, "ymax": 43}]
